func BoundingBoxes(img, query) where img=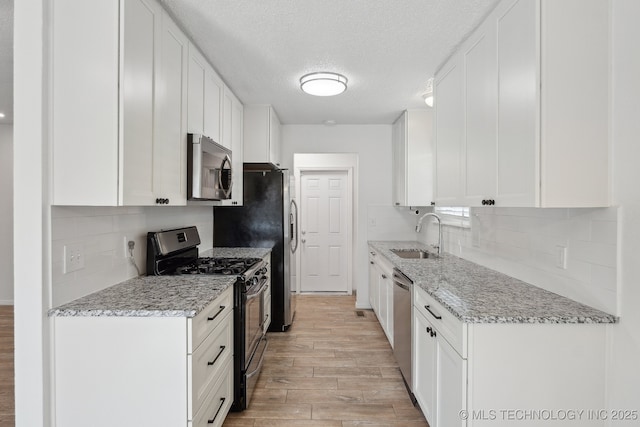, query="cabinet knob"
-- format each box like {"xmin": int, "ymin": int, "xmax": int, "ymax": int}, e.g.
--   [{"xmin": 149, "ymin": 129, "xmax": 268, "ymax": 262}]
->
[
  {"xmin": 426, "ymin": 326, "xmax": 432, "ymax": 334},
  {"xmin": 395, "ymin": 202, "xmax": 400, "ymax": 206},
  {"xmin": 490, "ymin": 199, "xmax": 495, "ymax": 205},
  {"xmin": 381, "ymin": 274, "xmax": 387, "ymax": 279},
  {"xmin": 430, "ymin": 202, "xmax": 436, "ymax": 206}
]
